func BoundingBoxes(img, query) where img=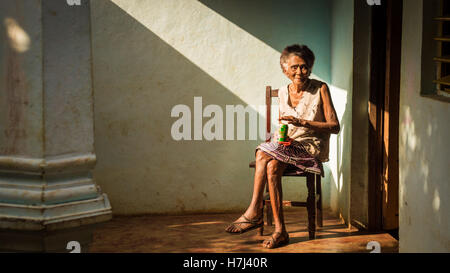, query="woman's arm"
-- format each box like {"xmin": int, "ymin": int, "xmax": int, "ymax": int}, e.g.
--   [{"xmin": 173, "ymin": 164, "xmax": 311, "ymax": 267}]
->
[{"xmin": 280, "ymin": 84, "xmax": 340, "ymax": 134}]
